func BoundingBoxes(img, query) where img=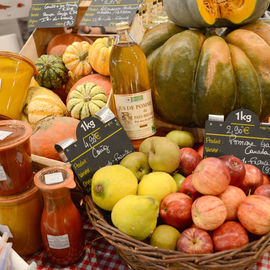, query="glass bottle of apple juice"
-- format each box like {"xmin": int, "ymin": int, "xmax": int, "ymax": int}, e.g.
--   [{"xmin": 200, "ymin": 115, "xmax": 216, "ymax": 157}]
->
[{"xmin": 109, "ymin": 22, "xmax": 156, "ymax": 148}]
